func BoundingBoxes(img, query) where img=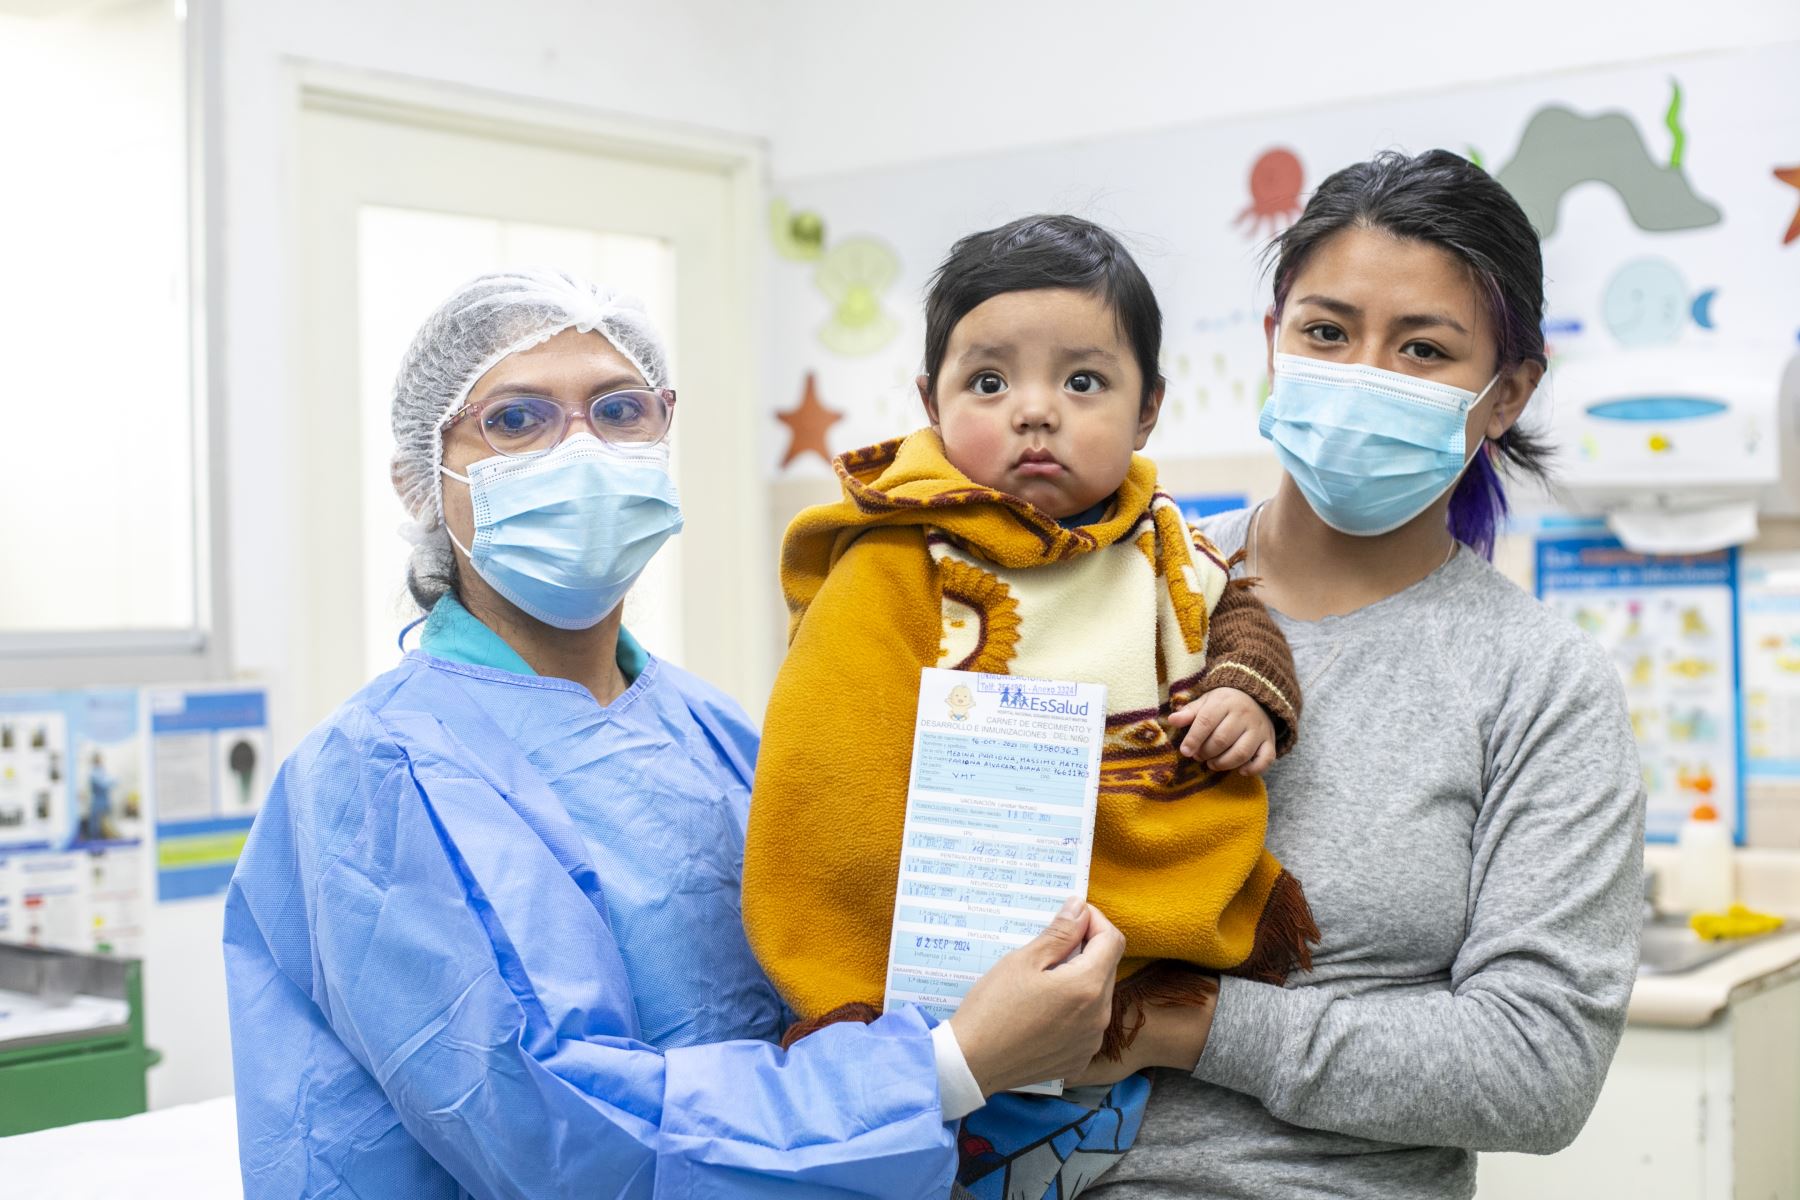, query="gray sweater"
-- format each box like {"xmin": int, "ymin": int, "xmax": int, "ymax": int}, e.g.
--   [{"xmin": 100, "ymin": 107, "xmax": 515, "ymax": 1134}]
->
[{"xmin": 1088, "ymin": 509, "xmax": 1645, "ymax": 1199}]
